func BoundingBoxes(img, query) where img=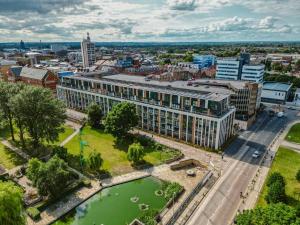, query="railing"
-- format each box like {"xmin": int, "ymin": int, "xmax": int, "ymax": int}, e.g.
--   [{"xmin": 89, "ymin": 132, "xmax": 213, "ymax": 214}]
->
[{"xmin": 165, "ymin": 171, "xmax": 213, "ymax": 225}]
